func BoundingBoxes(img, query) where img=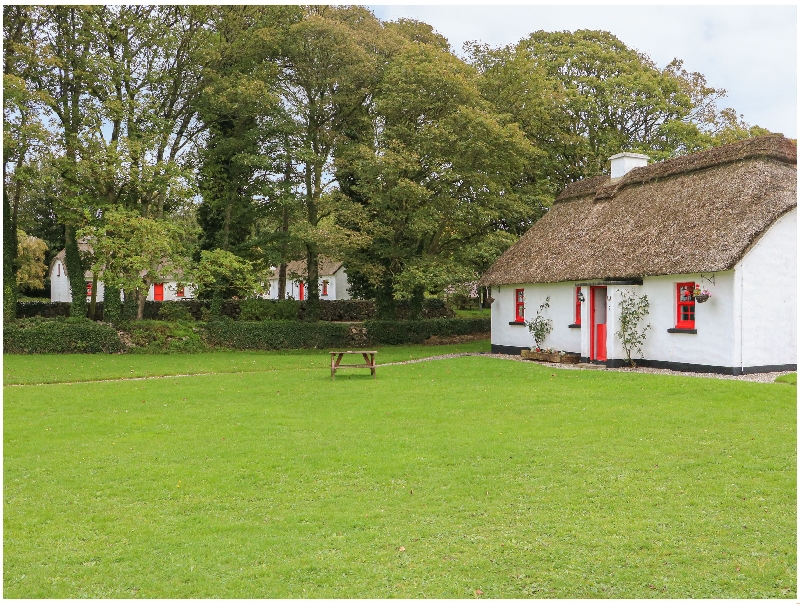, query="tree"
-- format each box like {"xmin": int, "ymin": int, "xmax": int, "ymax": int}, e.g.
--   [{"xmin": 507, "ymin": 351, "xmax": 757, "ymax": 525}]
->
[
  {"xmin": 15, "ymin": 230, "xmax": 48, "ymax": 292},
  {"xmin": 336, "ymin": 37, "xmax": 537, "ymax": 317},
  {"xmin": 275, "ymin": 5, "xmax": 385, "ymax": 319},
  {"xmin": 78, "ymin": 208, "xmax": 189, "ymax": 320},
  {"xmin": 191, "ymin": 249, "xmax": 267, "ymax": 317}
]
